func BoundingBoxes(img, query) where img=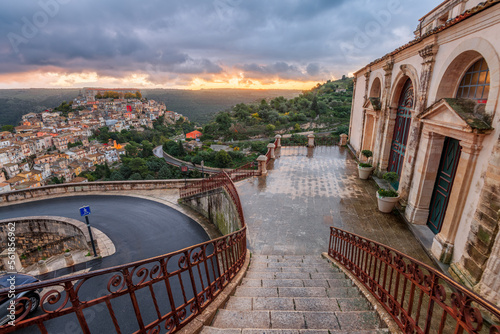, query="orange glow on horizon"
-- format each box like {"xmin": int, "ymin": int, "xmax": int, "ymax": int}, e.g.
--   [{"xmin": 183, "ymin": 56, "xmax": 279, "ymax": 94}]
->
[{"xmin": 0, "ymin": 70, "xmax": 326, "ymax": 91}]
